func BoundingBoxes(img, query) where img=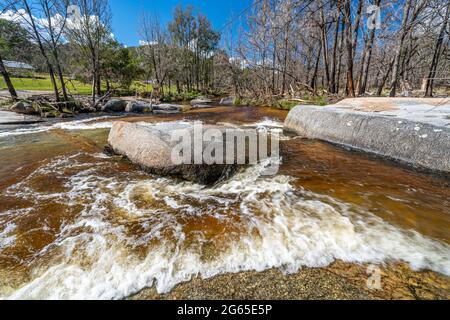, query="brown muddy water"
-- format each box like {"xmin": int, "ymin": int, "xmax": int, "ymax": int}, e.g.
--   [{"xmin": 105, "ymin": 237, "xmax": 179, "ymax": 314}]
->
[{"xmin": 0, "ymin": 106, "xmax": 449, "ymax": 300}]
